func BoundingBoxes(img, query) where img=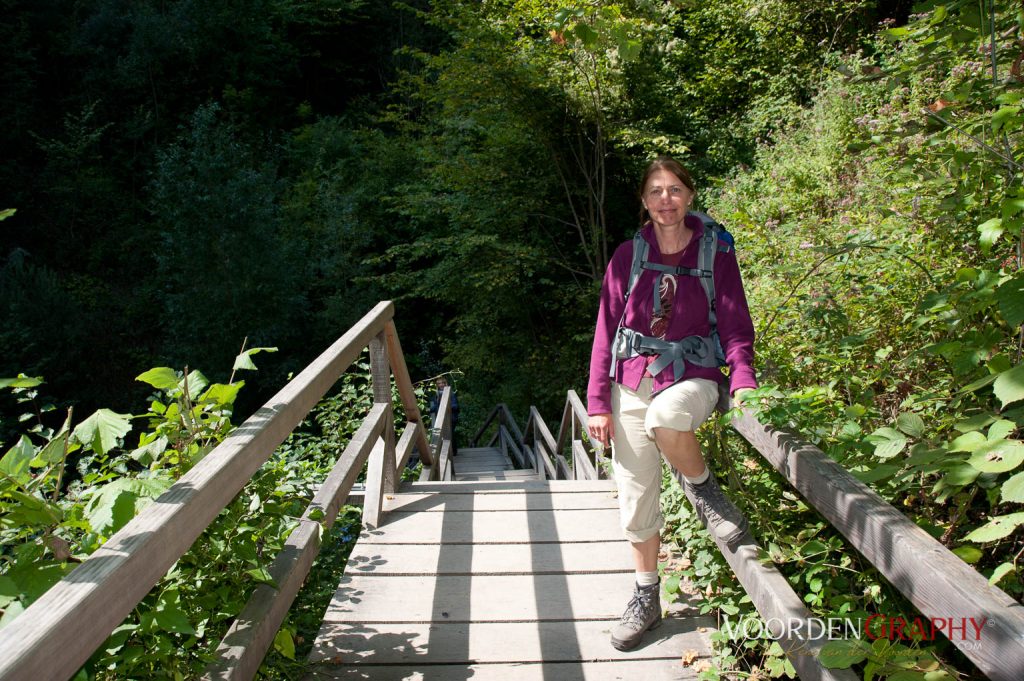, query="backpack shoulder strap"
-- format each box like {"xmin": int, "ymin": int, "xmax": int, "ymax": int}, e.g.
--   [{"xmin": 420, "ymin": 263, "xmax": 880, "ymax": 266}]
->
[{"xmin": 623, "ymin": 231, "xmax": 648, "ymax": 306}]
